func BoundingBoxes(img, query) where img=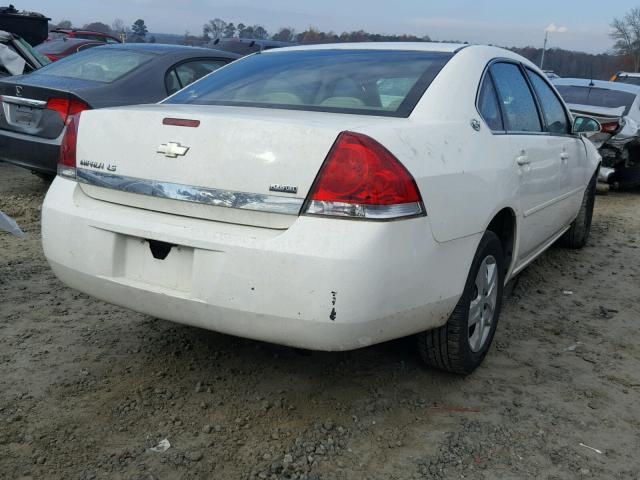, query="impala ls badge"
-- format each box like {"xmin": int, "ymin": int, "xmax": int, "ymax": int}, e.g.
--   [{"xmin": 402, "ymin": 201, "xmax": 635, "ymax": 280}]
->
[{"xmin": 157, "ymin": 142, "xmax": 189, "ymax": 158}]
